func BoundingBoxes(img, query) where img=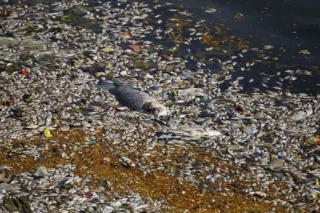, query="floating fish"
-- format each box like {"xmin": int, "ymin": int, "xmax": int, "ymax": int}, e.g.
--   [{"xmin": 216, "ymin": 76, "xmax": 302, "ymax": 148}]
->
[
  {"xmin": 167, "ymin": 125, "xmax": 221, "ymax": 139},
  {"xmin": 97, "ymin": 80, "xmax": 167, "ymax": 118},
  {"xmin": 34, "ymin": 166, "xmax": 53, "ymax": 177}
]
